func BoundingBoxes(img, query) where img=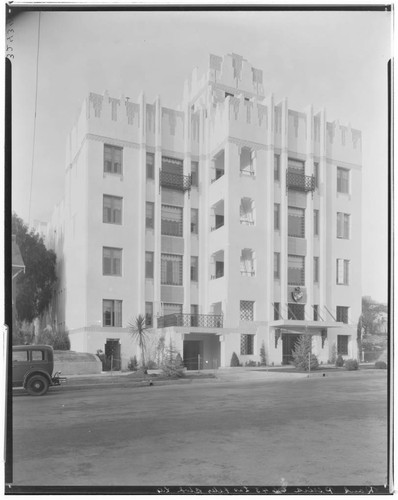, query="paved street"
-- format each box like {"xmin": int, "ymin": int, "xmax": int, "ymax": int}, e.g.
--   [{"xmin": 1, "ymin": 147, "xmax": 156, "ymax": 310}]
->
[{"xmin": 10, "ymin": 371, "xmax": 388, "ymax": 488}]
